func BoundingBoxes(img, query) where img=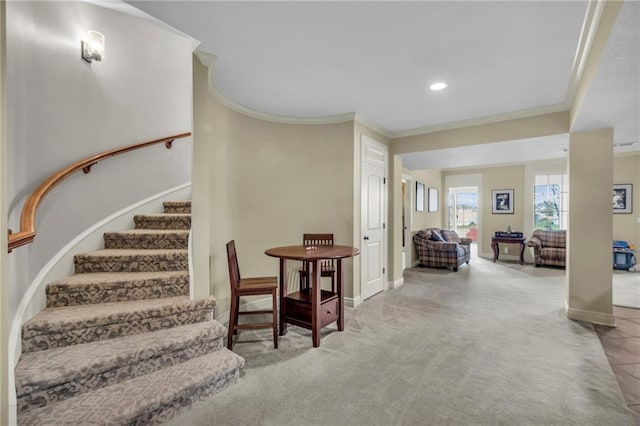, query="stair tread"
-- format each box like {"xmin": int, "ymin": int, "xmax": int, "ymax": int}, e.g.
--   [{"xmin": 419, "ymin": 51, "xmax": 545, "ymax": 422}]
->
[
  {"xmin": 15, "ymin": 320, "xmax": 227, "ymax": 394},
  {"xmin": 135, "ymin": 213, "xmax": 190, "ymax": 218},
  {"xmin": 23, "ymin": 296, "xmax": 214, "ymax": 334},
  {"xmin": 48, "ymin": 271, "xmax": 189, "ymax": 288},
  {"xmin": 104, "ymin": 229, "xmax": 189, "ymax": 235},
  {"xmin": 17, "ymin": 349, "xmax": 244, "ymax": 426}
]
